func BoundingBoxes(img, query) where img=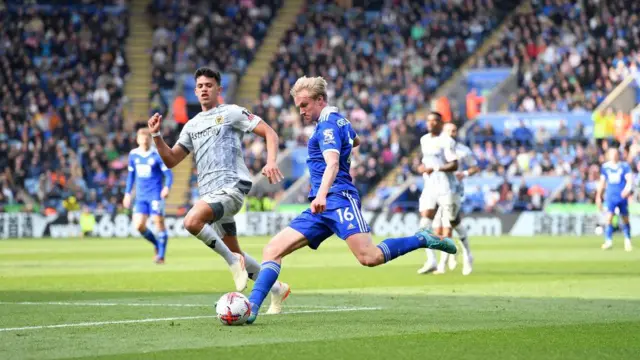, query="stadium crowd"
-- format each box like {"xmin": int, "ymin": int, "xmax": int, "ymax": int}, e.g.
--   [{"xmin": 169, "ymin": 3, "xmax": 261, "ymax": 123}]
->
[
  {"xmin": 147, "ymin": 0, "xmax": 281, "ymax": 116},
  {"xmin": 476, "ymin": 0, "xmax": 640, "ymax": 113},
  {"xmin": 246, "ymin": 0, "xmax": 518, "ymax": 197},
  {"xmin": 0, "ymin": 2, "xmax": 135, "ymax": 214},
  {"xmin": 4, "ymin": 0, "xmax": 640, "ymax": 217}
]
